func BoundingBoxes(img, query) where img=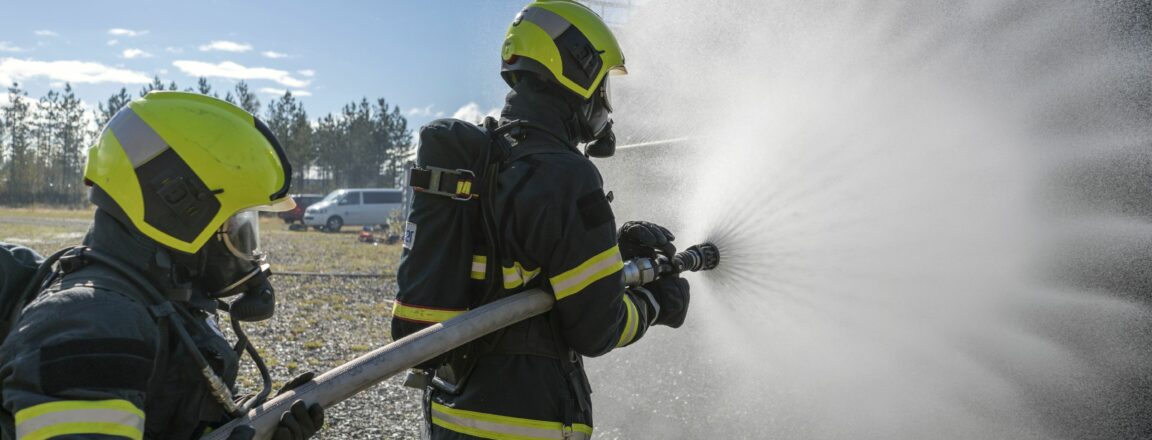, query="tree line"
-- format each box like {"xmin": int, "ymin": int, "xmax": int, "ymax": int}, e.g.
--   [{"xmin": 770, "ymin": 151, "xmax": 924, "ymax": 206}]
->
[{"xmin": 0, "ymin": 77, "xmax": 413, "ymax": 206}]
